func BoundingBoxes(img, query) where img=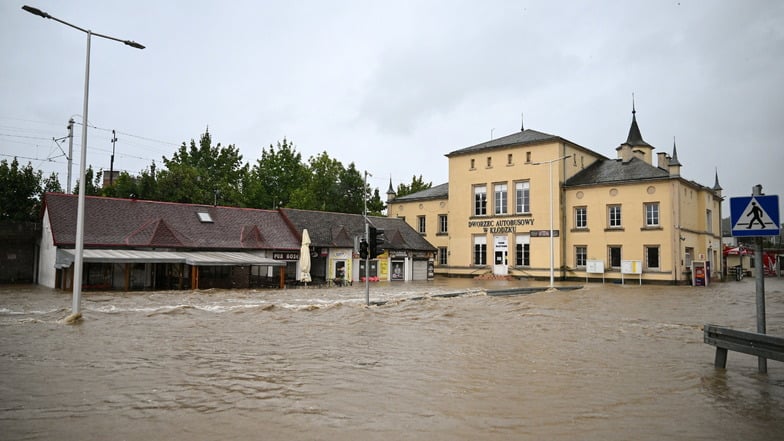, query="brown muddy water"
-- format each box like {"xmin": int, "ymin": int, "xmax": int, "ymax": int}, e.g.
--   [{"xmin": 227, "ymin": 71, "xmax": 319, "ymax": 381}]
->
[{"xmin": 1, "ymin": 278, "xmax": 783, "ymax": 440}]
